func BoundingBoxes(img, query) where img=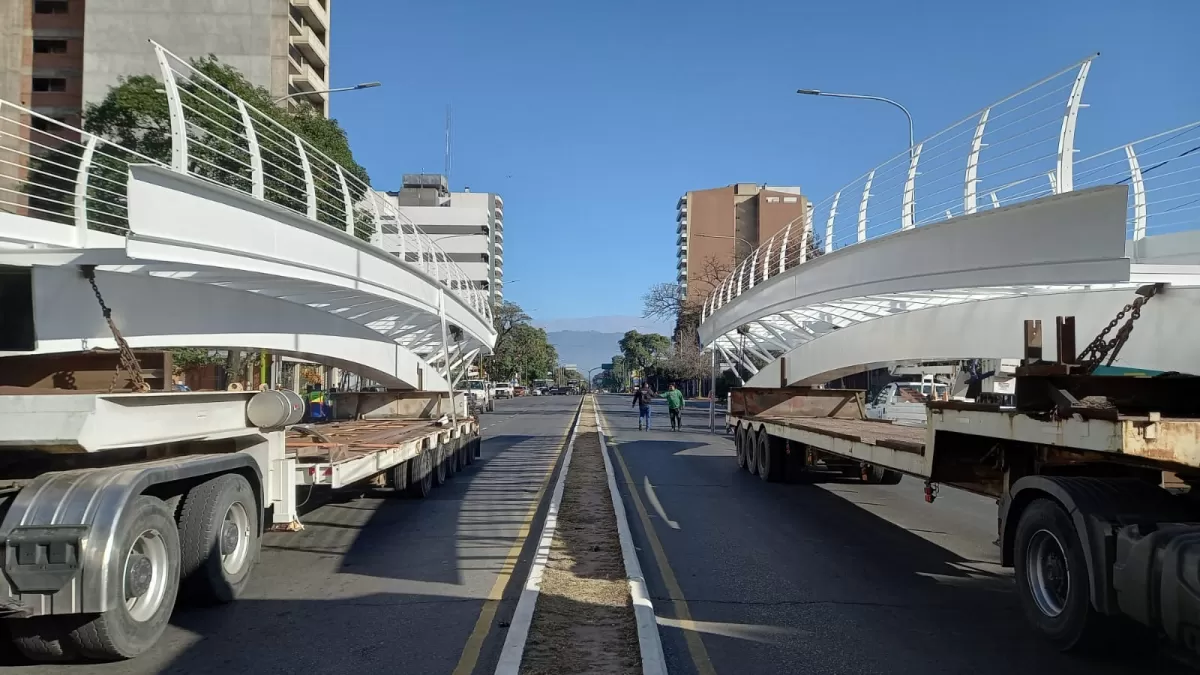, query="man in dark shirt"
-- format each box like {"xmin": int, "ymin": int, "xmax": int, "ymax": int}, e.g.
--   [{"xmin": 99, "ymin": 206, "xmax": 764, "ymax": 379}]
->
[{"xmin": 631, "ymin": 382, "xmax": 654, "ymax": 431}]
